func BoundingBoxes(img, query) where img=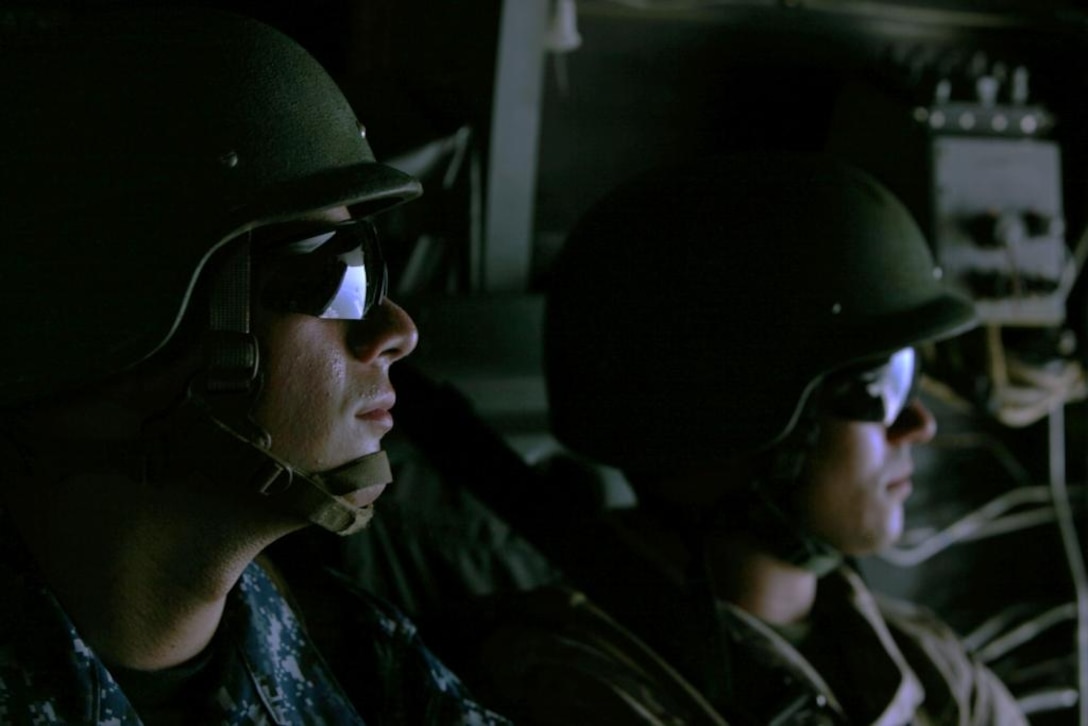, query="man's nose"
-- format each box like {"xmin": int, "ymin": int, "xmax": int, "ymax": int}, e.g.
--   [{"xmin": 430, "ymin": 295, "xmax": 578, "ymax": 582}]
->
[
  {"xmin": 887, "ymin": 397, "xmax": 937, "ymax": 445},
  {"xmin": 348, "ymin": 299, "xmax": 419, "ymax": 364}
]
